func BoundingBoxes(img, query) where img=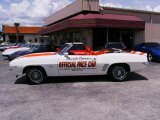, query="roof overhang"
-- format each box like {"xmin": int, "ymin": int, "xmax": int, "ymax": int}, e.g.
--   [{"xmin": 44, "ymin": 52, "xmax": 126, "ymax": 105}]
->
[
  {"xmin": 45, "ymin": 0, "xmax": 99, "ymax": 26},
  {"xmin": 39, "ymin": 13, "xmax": 145, "ymax": 35}
]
